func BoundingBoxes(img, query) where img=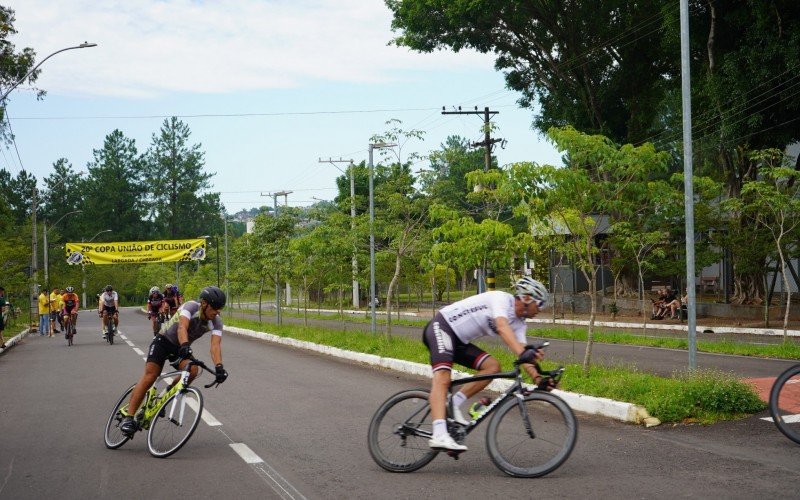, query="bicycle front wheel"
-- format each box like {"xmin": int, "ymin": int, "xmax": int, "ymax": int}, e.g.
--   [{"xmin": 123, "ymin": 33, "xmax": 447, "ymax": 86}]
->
[
  {"xmin": 147, "ymin": 387, "xmax": 204, "ymax": 458},
  {"xmin": 486, "ymin": 391, "xmax": 577, "ymax": 478},
  {"xmin": 367, "ymin": 389, "xmax": 439, "ymax": 473},
  {"xmin": 104, "ymin": 384, "xmax": 135, "ymax": 449},
  {"xmin": 107, "ymin": 323, "xmax": 115, "ymax": 345},
  {"xmin": 769, "ymin": 364, "xmax": 800, "ymax": 445}
]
